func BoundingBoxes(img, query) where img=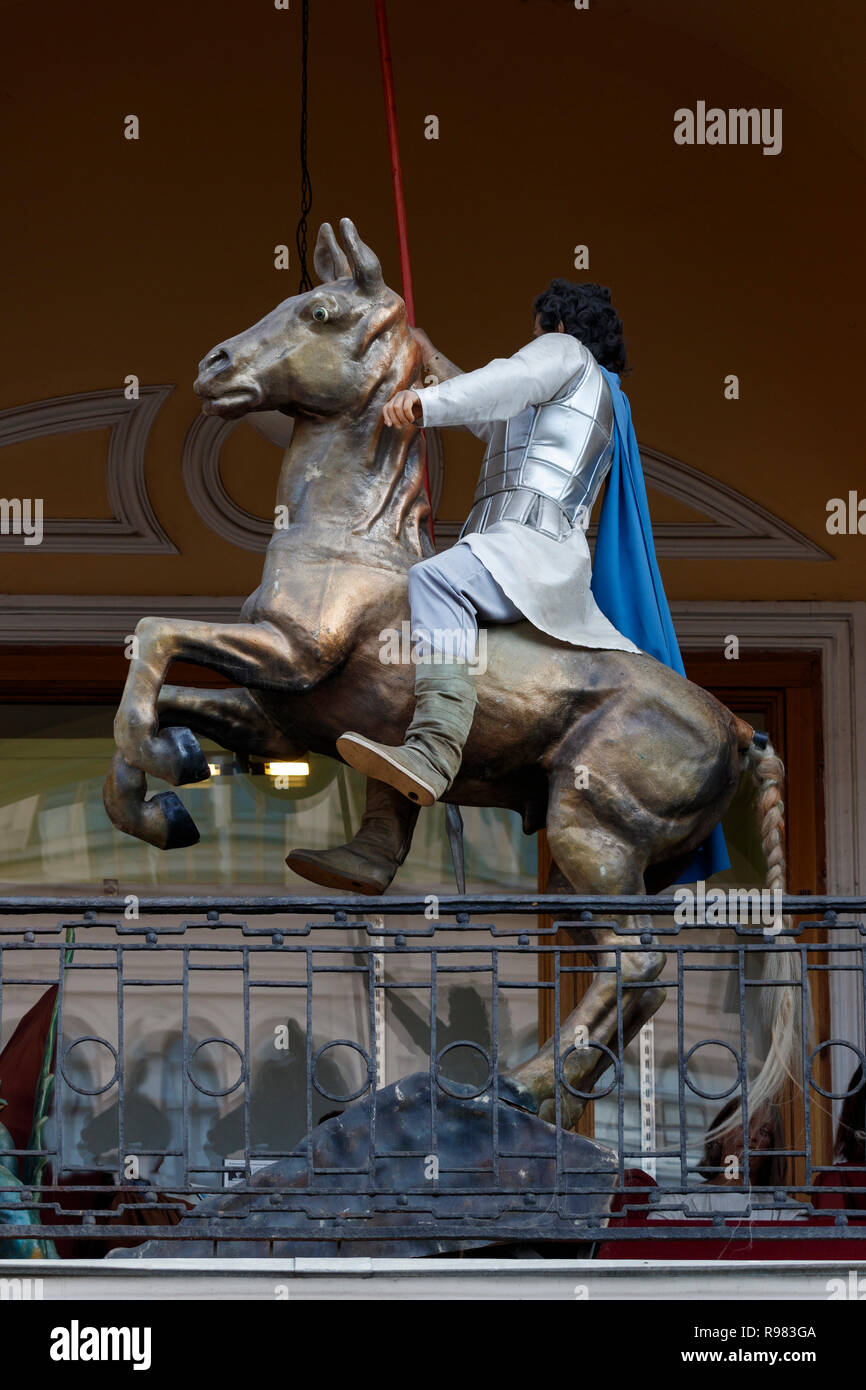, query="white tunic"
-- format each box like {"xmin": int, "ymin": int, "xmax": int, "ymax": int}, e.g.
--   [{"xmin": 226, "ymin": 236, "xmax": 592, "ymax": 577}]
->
[{"xmin": 417, "ymin": 335, "xmax": 642, "ymax": 653}]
